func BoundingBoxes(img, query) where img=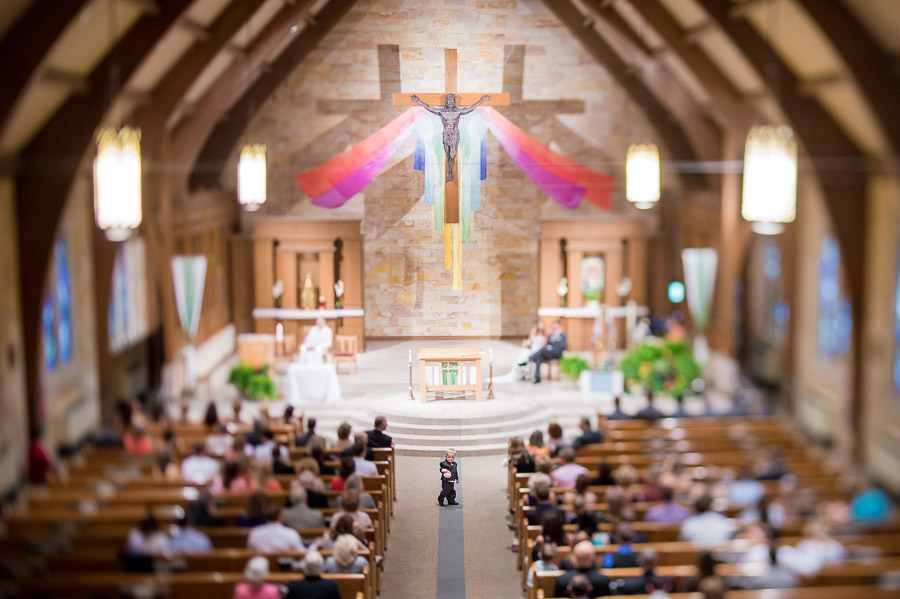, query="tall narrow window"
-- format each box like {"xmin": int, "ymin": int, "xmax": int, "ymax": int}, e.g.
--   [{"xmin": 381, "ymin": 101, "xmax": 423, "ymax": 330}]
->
[
  {"xmin": 894, "ymin": 255, "xmax": 900, "ymax": 394},
  {"xmin": 817, "ymin": 235, "xmax": 852, "ymax": 357},
  {"xmin": 41, "ymin": 237, "xmax": 73, "ymax": 371},
  {"xmin": 55, "ymin": 239, "xmax": 72, "ymax": 364},
  {"xmin": 42, "ymin": 291, "xmax": 57, "ymax": 371}
]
